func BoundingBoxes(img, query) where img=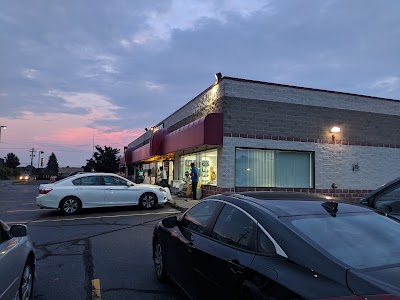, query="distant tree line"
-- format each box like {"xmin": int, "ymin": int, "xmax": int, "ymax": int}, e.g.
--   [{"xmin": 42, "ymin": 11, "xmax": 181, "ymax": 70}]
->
[{"xmin": 0, "ymin": 145, "xmax": 120, "ymax": 180}]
